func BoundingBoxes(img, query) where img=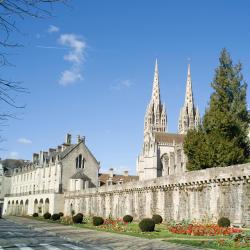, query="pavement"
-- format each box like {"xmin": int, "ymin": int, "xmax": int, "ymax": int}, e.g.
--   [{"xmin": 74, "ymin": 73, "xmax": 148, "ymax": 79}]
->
[{"xmin": 0, "ymin": 216, "xmax": 204, "ymax": 250}]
